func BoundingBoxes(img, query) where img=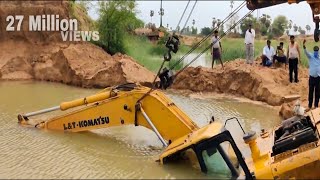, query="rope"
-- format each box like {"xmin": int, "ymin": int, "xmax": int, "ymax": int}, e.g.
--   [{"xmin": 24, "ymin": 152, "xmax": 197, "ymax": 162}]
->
[
  {"xmin": 175, "ymin": 0, "xmax": 191, "ymax": 32},
  {"xmin": 136, "ymin": 0, "xmax": 198, "ymax": 103},
  {"xmin": 169, "ymin": 1, "xmax": 247, "ymax": 70},
  {"xmin": 174, "ymin": 10, "xmax": 255, "ymax": 77},
  {"xmin": 136, "ymin": 59, "xmax": 166, "ymax": 103},
  {"xmin": 180, "ymin": 0, "xmax": 198, "ymax": 34}
]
